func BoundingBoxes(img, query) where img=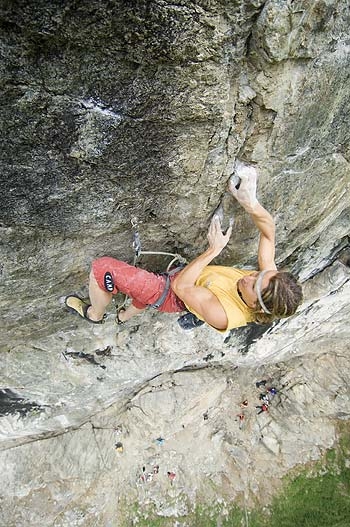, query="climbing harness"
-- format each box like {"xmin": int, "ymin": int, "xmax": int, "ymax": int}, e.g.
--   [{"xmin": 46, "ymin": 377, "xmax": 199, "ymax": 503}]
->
[
  {"xmin": 130, "ymin": 218, "xmax": 208, "ymax": 328},
  {"xmin": 148, "ymin": 265, "xmax": 184, "ymax": 309},
  {"xmin": 130, "ymin": 217, "xmax": 187, "ymax": 310},
  {"xmin": 114, "ymin": 218, "xmax": 188, "ymax": 322}
]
